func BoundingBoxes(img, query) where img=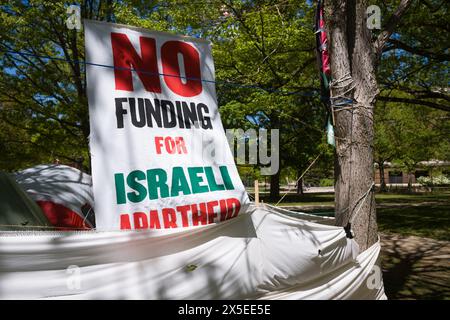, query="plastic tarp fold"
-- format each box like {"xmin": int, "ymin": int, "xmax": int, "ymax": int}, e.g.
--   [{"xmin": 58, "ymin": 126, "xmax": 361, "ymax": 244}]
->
[{"xmin": 0, "ymin": 204, "xmax": 386, "ymax": 299}]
